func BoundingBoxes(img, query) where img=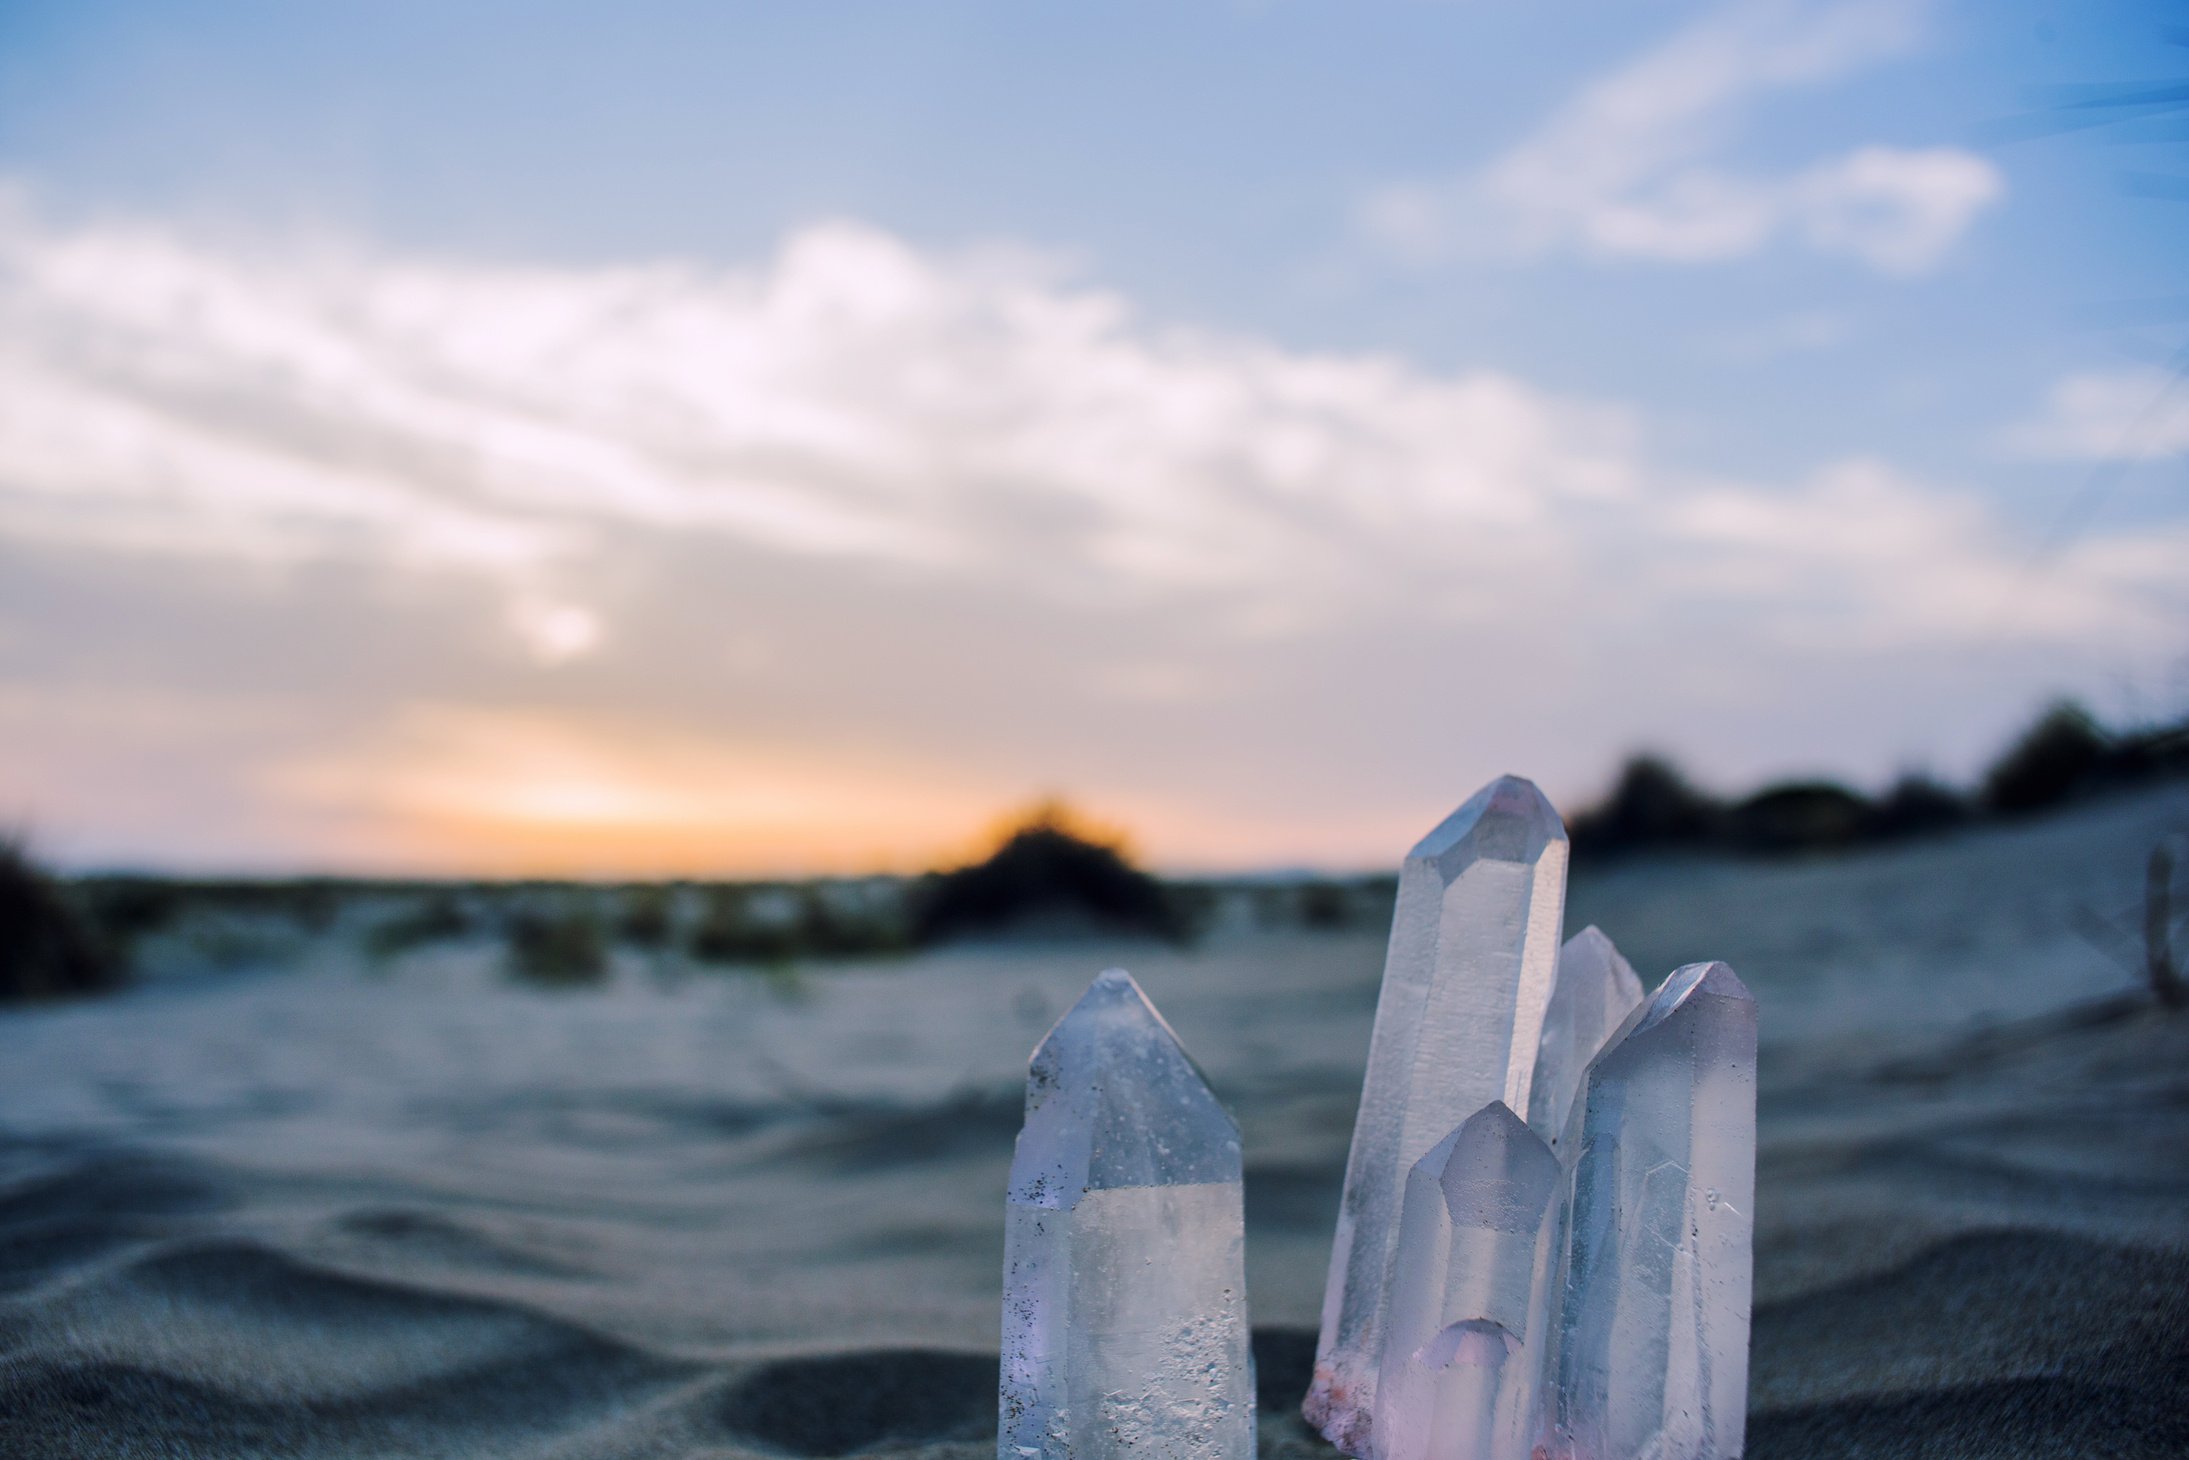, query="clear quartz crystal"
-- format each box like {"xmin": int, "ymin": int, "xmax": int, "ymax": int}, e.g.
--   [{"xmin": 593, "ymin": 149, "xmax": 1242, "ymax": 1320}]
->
[
  {"xmin": 1552, "ymin": 962, "xmax": 1757, "ymax": 1460},
  {"xmin": 1526, "ymin": 927, "xmax": 1646, "ymax": 1147},
  {"xmin": 999, "ymin": 968, "xmax": 1253, "ymax": 1460},
  {"xmin": 1307, "ymin": 776, "xmax": 1569, "ymax": 1456},
  {"xmin": 1375, "ymin": 1102, "xmax": 1564, "ymax": 1460}
]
